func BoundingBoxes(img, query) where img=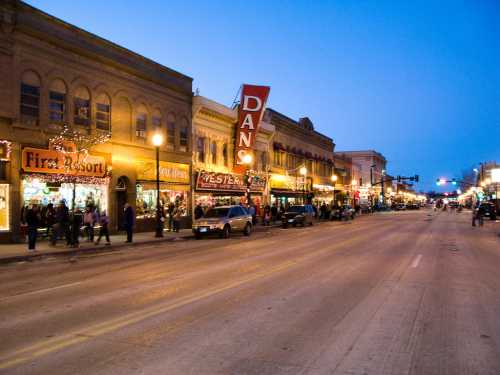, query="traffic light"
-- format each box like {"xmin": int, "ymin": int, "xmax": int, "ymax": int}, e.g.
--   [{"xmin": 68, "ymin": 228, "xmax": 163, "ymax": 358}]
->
[
  {"xmin": 436, "ymin": 179, "xmax": 441, "ymax": 186},
  {"xmin": 415, "ymin": 175, "xmax": 419, "ymax": 183},
  {"xmin": 397, "ymin": 175, "xmax": 401, "ymax": 182}
]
